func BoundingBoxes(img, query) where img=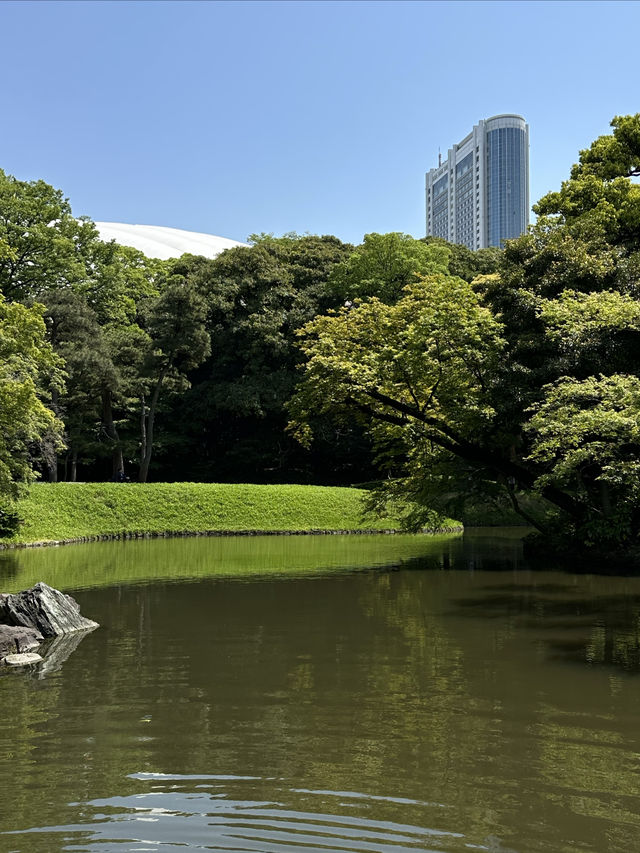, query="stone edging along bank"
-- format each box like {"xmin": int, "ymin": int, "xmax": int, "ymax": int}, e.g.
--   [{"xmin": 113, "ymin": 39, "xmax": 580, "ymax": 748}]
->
[{"xmin": 0, "ymin": 526, "xmax": 463, "ymax": 550}]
